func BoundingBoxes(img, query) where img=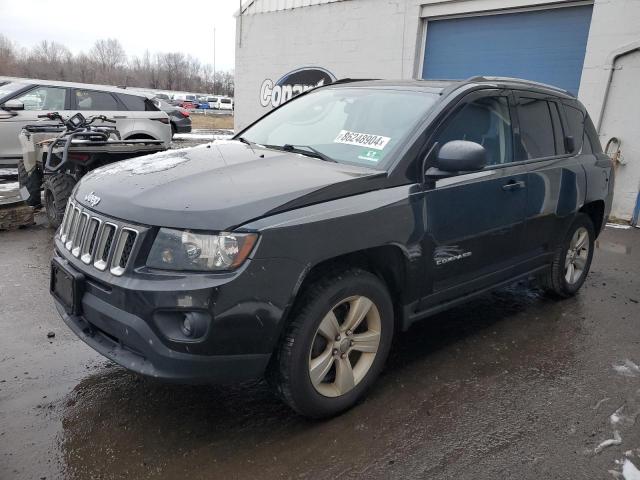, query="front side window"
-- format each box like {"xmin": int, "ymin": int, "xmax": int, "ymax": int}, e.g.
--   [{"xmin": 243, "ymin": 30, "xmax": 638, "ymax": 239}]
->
[
  {"xmin": 15, "ymin": 86, "xmax": 66, "ymax": 111},
  {"xmin": 241, "ymin": 87, "xmax": 439, "ymax": 168},
  {"xmin": 74, "ymin": 90, "xmax": 120, "ymax": 111},
  {"xmin": 0, "ymin": 82, "xmax": 29, "ymax": 103},
  {"xmin": 434, "ymin": 95, "xmax": 513, "ymax": 166},
  {"xmin": 516, "ymin": 98, "xmax": 556, "ymax": 160}
]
